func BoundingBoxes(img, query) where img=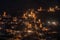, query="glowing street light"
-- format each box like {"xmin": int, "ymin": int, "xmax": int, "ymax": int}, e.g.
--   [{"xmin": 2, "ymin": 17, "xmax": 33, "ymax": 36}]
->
[
  {"xmin": 37, "ymin": 7, "xmax": 43, "ymax": 12},
  {"xmin": 55, "ymin": 5, "xmax": 60, "ymax": 10},
  {"xmin": 48, "ymin": 7, "xmax": 55, "ymax": 12},
  {"xmin": 27, "ymin": 30, "xmax": 33, "ymax": 33},
  {"xmin": 52, "ymin": 21, "xmax": 57, "ymax": 25},
  {"xmin": 3, "ymin": 11, "xmax": 7, "ymax": 17},
  {"xmin": 47, "ymin": 21, "xmax": 51, "ymax": 25},
  {"xmin": 42, "ymin": 27, "xmax": 49, "ymax": 31},
  {"xmin": 27, "ymin": 30, "xmax": 33, "ymax": 35},
  {"xmin": 47, "ymin": 20, "xmax": 58, "ymax": 26},
  {"xmin": 55, "ymin": 6, "xmax": 58, "ymax": 9}
]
